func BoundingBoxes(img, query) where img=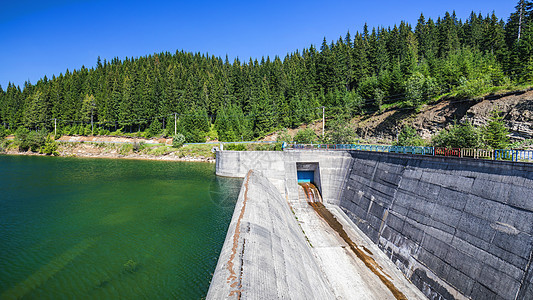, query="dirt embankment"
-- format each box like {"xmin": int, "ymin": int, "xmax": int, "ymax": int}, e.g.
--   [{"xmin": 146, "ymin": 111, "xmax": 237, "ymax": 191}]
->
[{"xmin": 261, "ymin": 119, "xmax": 325, "ymax": 142}]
